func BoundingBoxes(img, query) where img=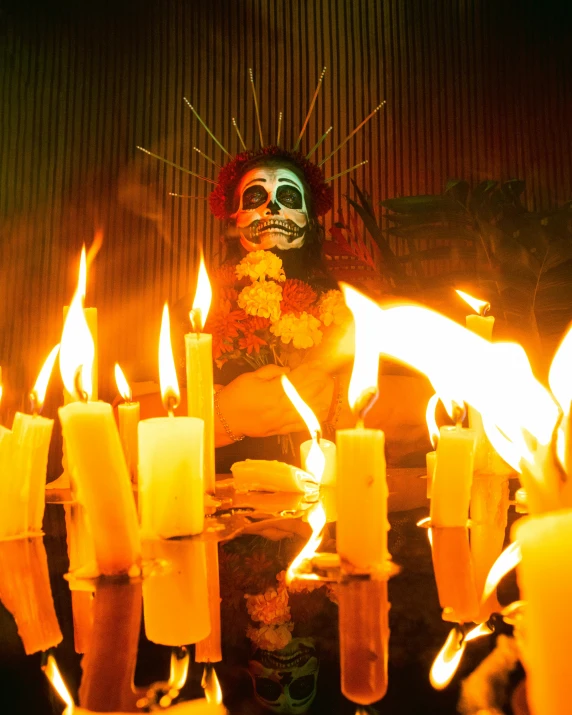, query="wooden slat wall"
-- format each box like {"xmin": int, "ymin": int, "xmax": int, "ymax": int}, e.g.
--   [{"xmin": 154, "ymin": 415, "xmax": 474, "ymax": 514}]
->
[{"xmin": 1, "ymin": 0, "xmax": 571, "ymax": 409}]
